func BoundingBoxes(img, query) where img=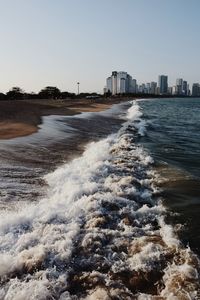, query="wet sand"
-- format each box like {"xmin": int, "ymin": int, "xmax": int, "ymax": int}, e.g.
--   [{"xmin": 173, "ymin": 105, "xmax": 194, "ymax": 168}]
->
[{"xmin": 0, "ymin": 98, "xmax": 129, "ymax": 139}]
